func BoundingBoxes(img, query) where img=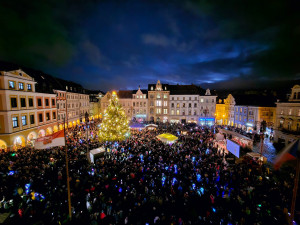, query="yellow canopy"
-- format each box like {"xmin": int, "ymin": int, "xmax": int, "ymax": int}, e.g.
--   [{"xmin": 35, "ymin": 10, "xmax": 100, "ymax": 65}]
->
[{"xmin": 156, "ymin": 133, "xmax": 178, "ymax": 143}]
